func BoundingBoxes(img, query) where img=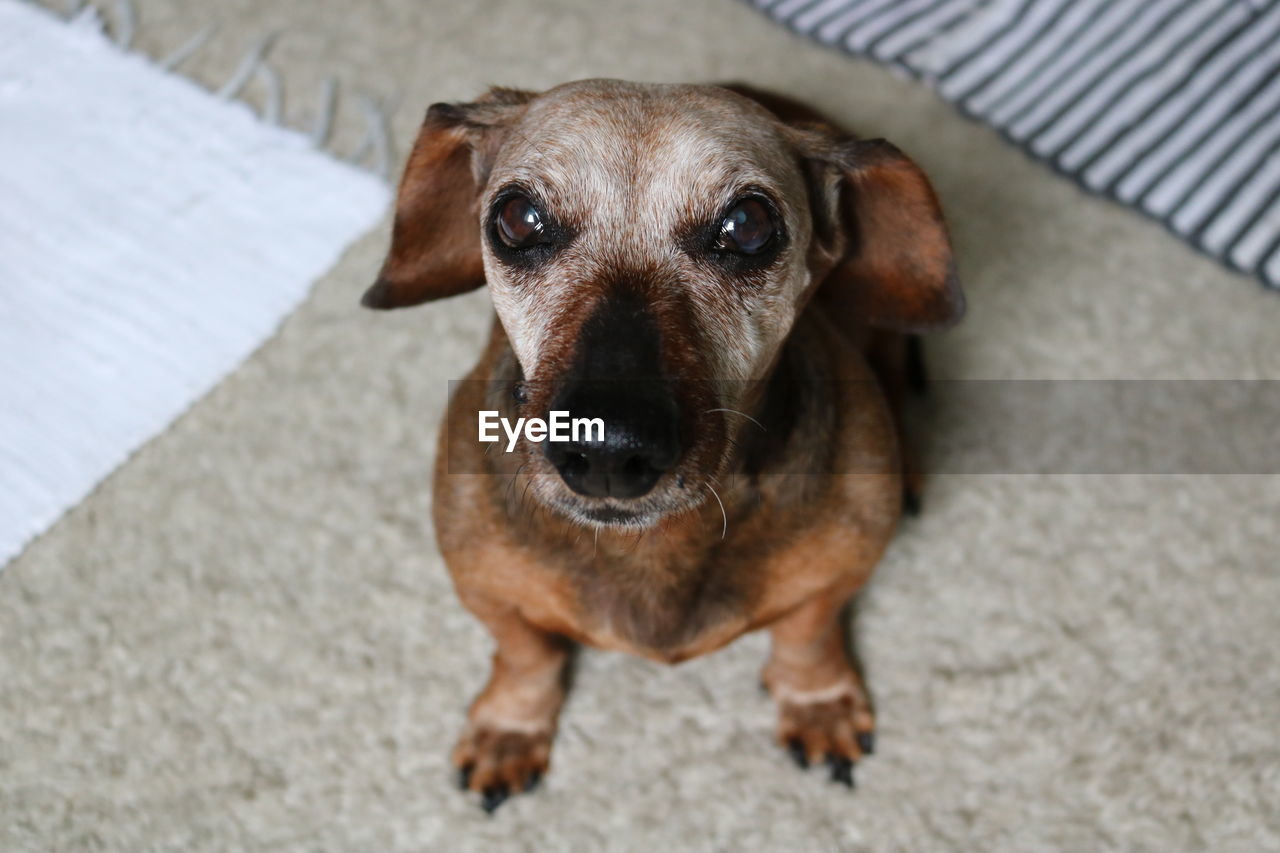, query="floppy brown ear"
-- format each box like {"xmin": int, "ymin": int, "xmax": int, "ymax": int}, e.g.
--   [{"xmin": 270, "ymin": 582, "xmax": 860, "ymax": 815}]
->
[
  {"xmin": 806, "ymin": 138, "xmax": 965, "ymax": 332},
  {"xmin": 362, "ymin": 89, "xmax": 535, "ymax": 309}
]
